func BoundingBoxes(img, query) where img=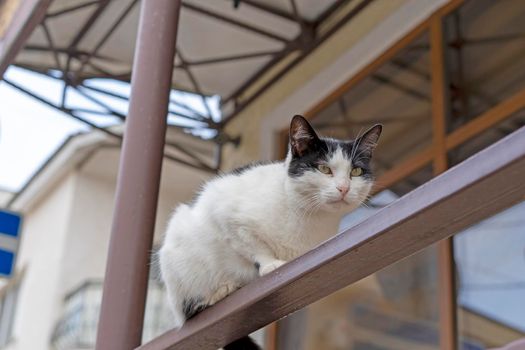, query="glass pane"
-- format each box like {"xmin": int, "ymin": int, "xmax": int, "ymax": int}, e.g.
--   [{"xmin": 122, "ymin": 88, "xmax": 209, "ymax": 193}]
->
[
  {"xmin": 444, "ymin": 0, "xmax": 525, "ymax": 131},
  {"xmin": 448, "ymin": 109, "xmax": 525, "ymax": 167},
  {"xmin": 455, "ymin": 201, "xmax": 525, "ymax": 349},
  {"xmin": 309, "ymin": 31, "xmax": 432, "ymax": 178}
]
